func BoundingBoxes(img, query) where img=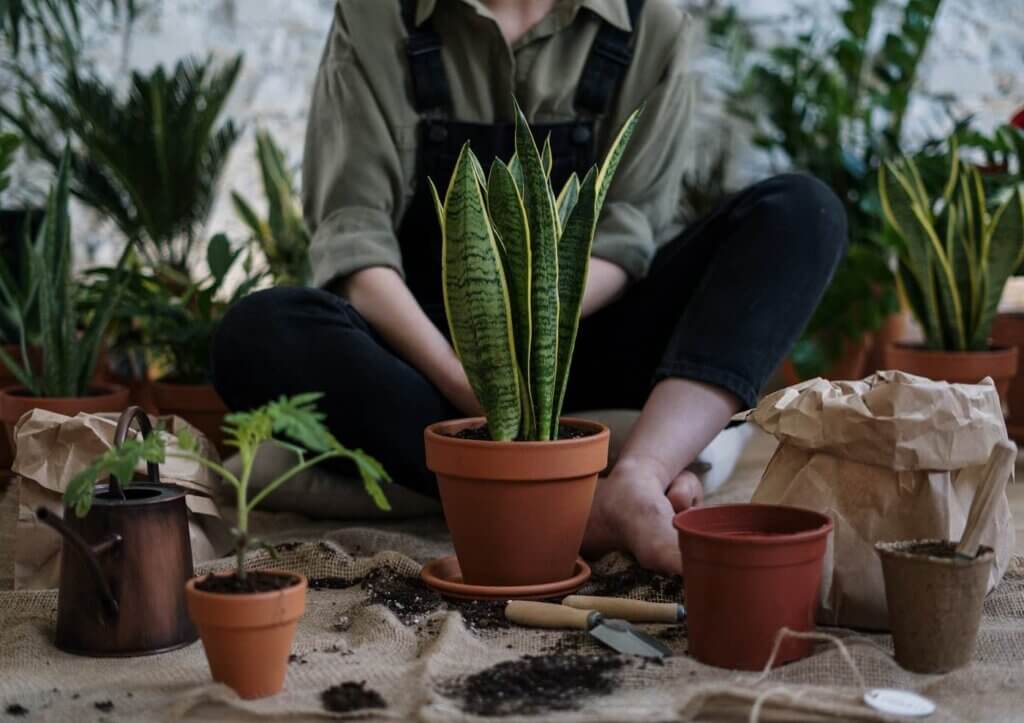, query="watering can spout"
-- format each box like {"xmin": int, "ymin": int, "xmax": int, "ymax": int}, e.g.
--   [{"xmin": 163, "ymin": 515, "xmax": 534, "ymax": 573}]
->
[{"xmin": 36, "ymin": 507, "xmax": 121, "ymax": 618}]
